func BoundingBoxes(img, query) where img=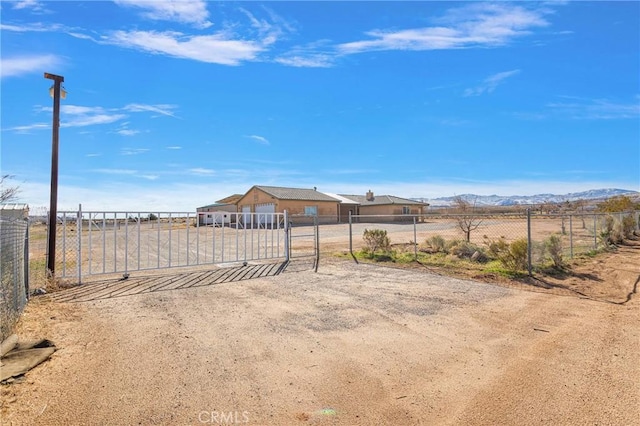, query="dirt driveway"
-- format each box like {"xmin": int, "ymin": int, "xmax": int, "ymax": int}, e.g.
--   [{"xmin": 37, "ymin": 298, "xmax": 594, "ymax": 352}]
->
[{"xmin": 2, "ymin": 247, "xmax": 639, "ymax": 425}]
